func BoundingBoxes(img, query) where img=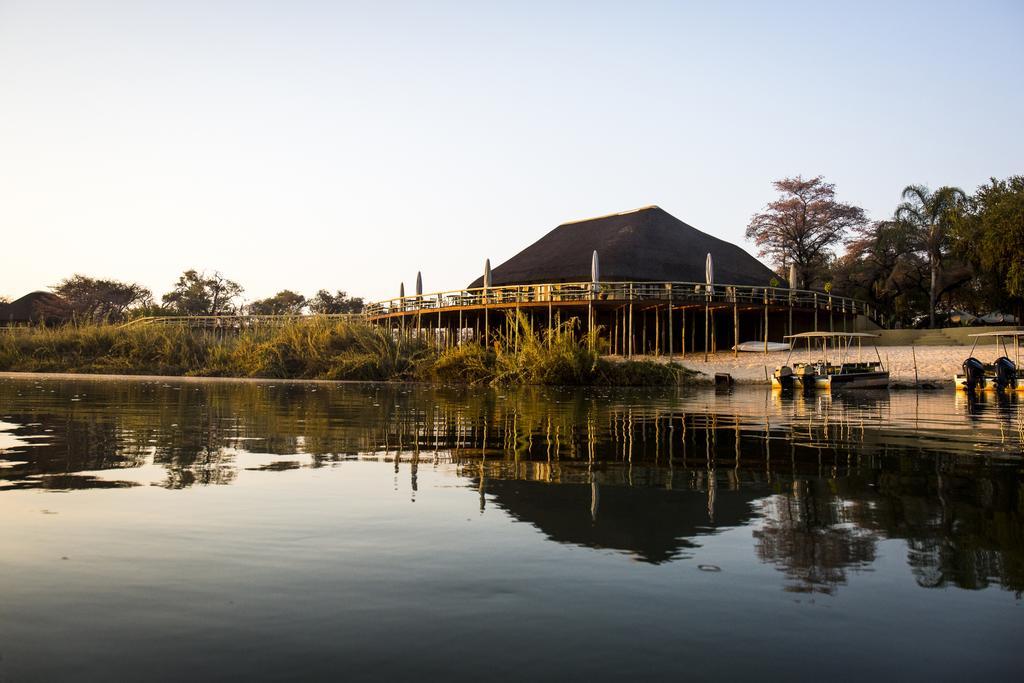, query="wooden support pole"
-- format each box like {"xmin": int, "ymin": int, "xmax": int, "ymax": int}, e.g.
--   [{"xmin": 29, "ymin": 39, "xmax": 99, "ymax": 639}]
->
[
  {"xmin": 642, "ymin": 309, "xmax": 647, "ymax": 355},
  {"xmin": 703, "ymin": 301, "xmax": 709, "ymax": 362},
  {"xmin": 547, "ymin": 298, "xmax": 553, "ymax": 349},
  {"xmin": 763, "ymin": 300, "xmax": 769, "ymax": 356},
  {"xmin": 681, "ymin": 307, "xmax": 687, "ymax": 357},
  {"xmin": 622, "ymin": 301, "xmax": 630, "ymax": 360},
  {"xmin": 733, "ymin": 301, "xmax": 739, "ymax": 359},
  {"xmin": 655, "ymin": 304, "xmax": 660, "ymax": 356},
  {"xmin": 668, "ymin": 289, "xmax": 674, "ymax": 360}
]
